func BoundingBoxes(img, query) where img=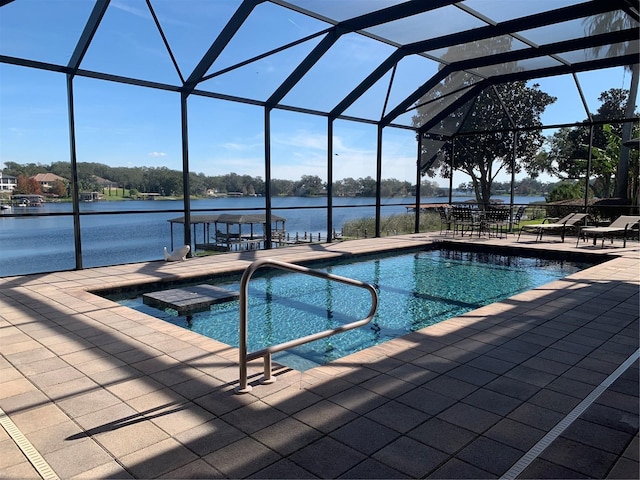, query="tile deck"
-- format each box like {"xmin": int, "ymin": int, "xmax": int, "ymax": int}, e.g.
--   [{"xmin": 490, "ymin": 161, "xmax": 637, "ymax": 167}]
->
[{"xmin": 0, "ymin": 233, "xmax": 638, "ymax": 479}]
